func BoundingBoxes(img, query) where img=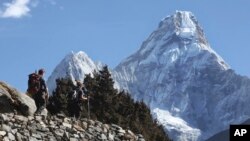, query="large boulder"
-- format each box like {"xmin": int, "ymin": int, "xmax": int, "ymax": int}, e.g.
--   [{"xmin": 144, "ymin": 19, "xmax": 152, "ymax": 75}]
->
[{"xmin": 0, "ymin": 81, "xmax": 36, "ymax": 116}]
